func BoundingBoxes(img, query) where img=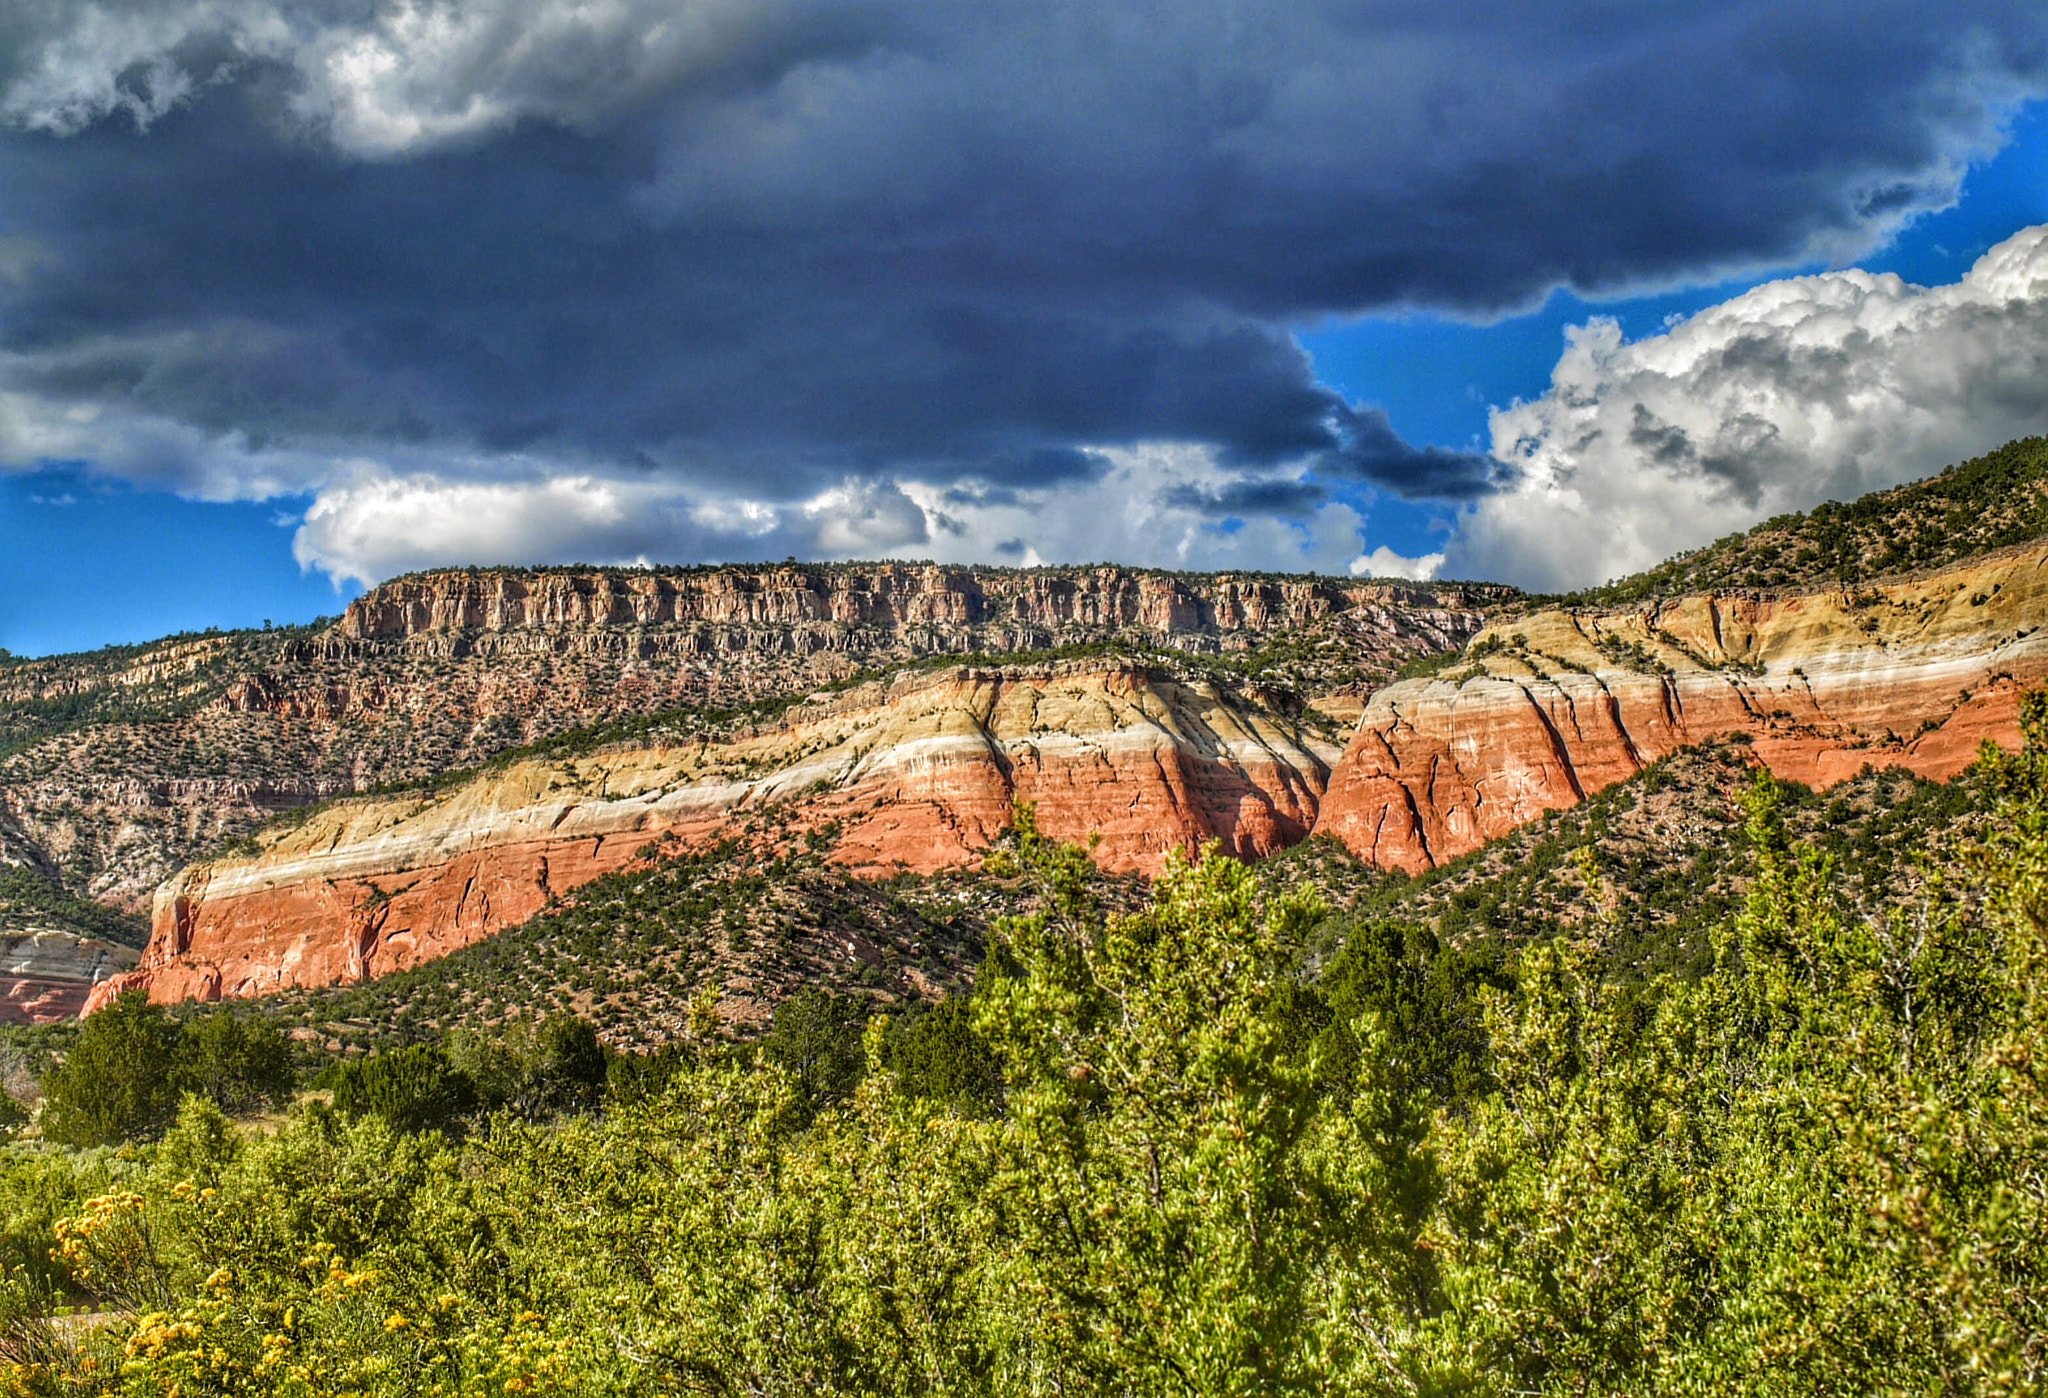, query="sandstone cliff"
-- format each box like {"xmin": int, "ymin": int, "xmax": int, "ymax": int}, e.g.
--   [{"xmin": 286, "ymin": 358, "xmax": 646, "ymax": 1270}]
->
[
  {"xmin": 0, "ymin": 931, "xmax": 136, "ymax": 1023},
  {"xmin": 334, "ymin": 564, "xmax": 1502, "ymax": 643},
  {"xmin": 91, "ymin": 662, "xmax": 1341, "ymax": 1008},
  {"xmin": 4, "ymin": 564, "xmax": 1498, "ymax": 921},
  {"xmin": 1317, "ymin": 542, "xmax": 2048, "ymax": 871}
]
